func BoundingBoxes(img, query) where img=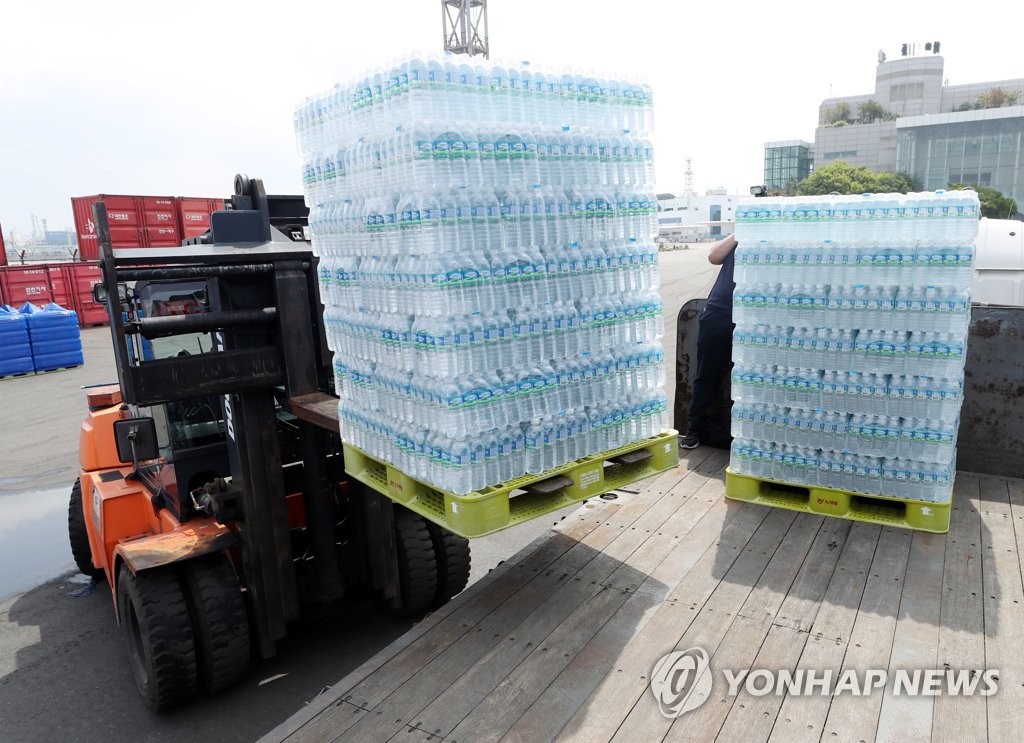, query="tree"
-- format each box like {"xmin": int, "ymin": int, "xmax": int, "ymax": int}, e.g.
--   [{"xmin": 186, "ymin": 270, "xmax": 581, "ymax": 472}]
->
[
  {"xmin": 948, "ymin": 183, "xmax": 1019, "ymax": 218},
  {"xmin": 874, "ymin": 170, "xmax": 919, "ymax": 193},
  {"xmin": 976, "ymin": 87, "xmax": 1022, "ymax": 109},
  {"xmin": 781, "ymin": 177, "xmax": 800, "ymax": 197},
  {"xmin": 857, "ymin": 99, "xmax": 888, "ymax": 123},
  {"xmin": 824, "ymin": 101, "xmax": 851, "ymax": 125},
  {"xmin": 796, "ymin": 161, "xmax": 919, "ymax": 195}
]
